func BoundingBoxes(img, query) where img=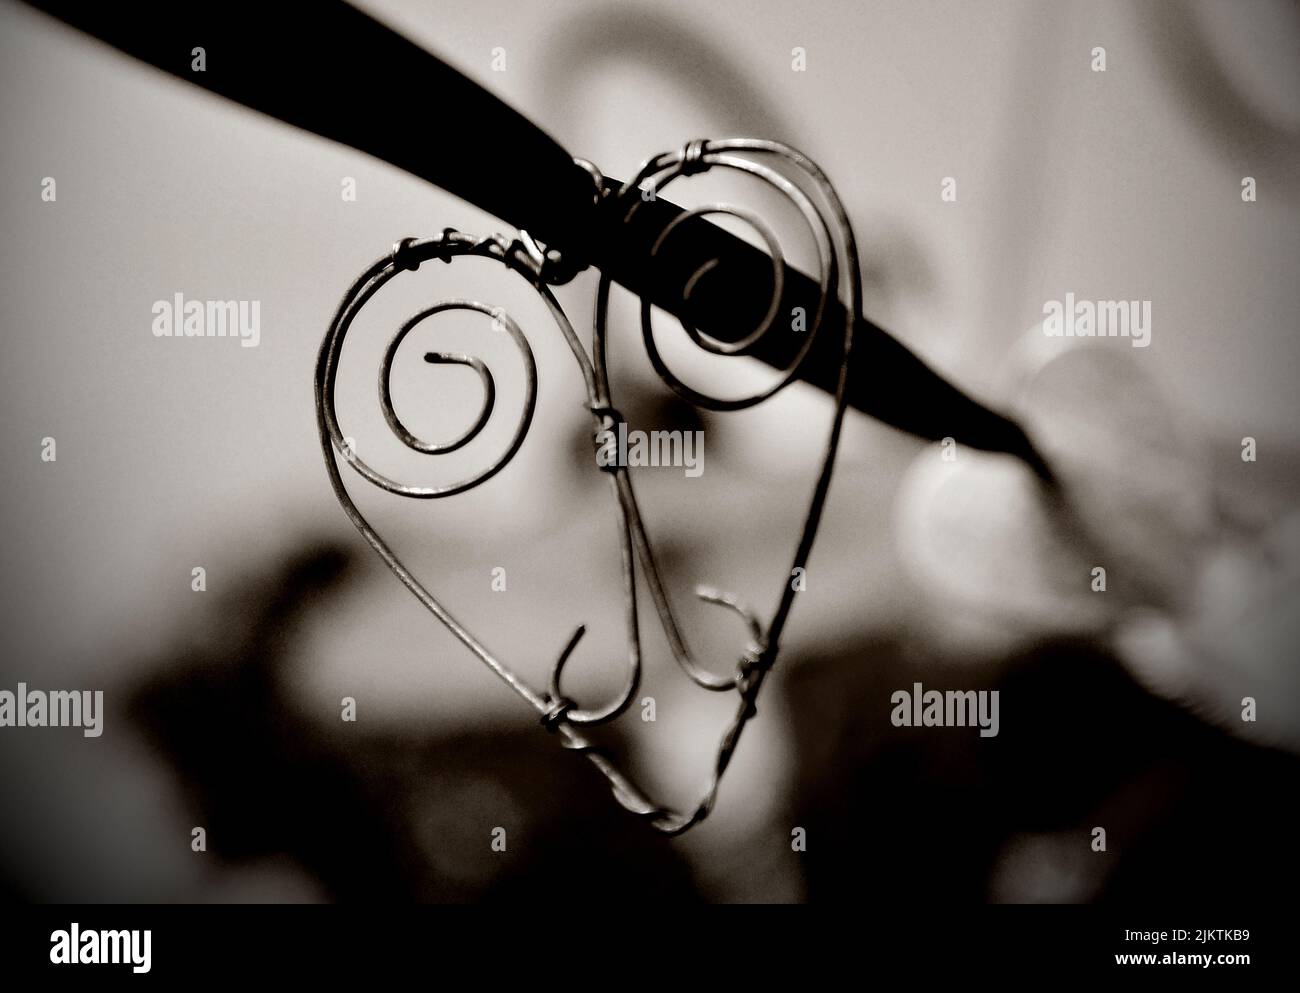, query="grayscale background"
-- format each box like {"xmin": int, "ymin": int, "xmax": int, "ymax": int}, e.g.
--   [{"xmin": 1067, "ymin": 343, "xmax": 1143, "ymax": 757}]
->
[{"xmin": 1, "ymin": 0, "xmax": 1298, "ymax": 903}]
